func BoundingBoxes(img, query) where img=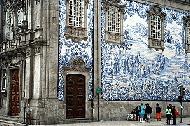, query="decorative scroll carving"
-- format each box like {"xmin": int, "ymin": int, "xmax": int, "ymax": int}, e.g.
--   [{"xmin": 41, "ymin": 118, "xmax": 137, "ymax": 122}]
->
[
  {"xmin": 64, "ymin": 58, "xmax": 89, "ymax": 72},
  {"xmin": 4, "ymin": 0, "xmax": 26, "ymax": 11},
  {"xmin": 147, "ymin": 5, "xmax": 166, "ymax": 20},
  {"xmin": 64, "ymin": 26, "xmax": 87, "ymax": 42},
  {"xmin": 183, "ymin": 16, "xmax": 190, "ymax": 27},
  {"xmin": 102, "ymin": 0, "xmax": 126, "ymax": 12},
  {"xmin": 106, "ymin": 32, "xmax": 121, "ymax": 43},
  {"xmin": 34, "ymin": 46, "xmax": 41, "ymax": 54},
  {"xmin": 26, "ymin": 48, "xmax": 31, "ymax": 57}
]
